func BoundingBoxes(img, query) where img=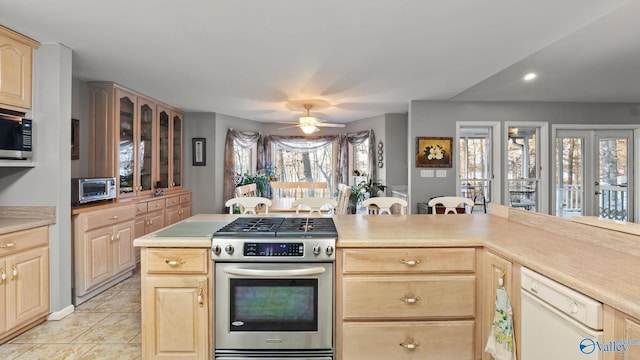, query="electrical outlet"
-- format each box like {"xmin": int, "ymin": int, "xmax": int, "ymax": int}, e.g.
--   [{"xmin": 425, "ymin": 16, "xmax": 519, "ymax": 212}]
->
[
  {"xmin": 421, "ymin": 170, "xmax": 434, "ymax": 177},
  {"xmin": 436, "ymin": 170, "xmax": 447, "ymax": 177}
]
